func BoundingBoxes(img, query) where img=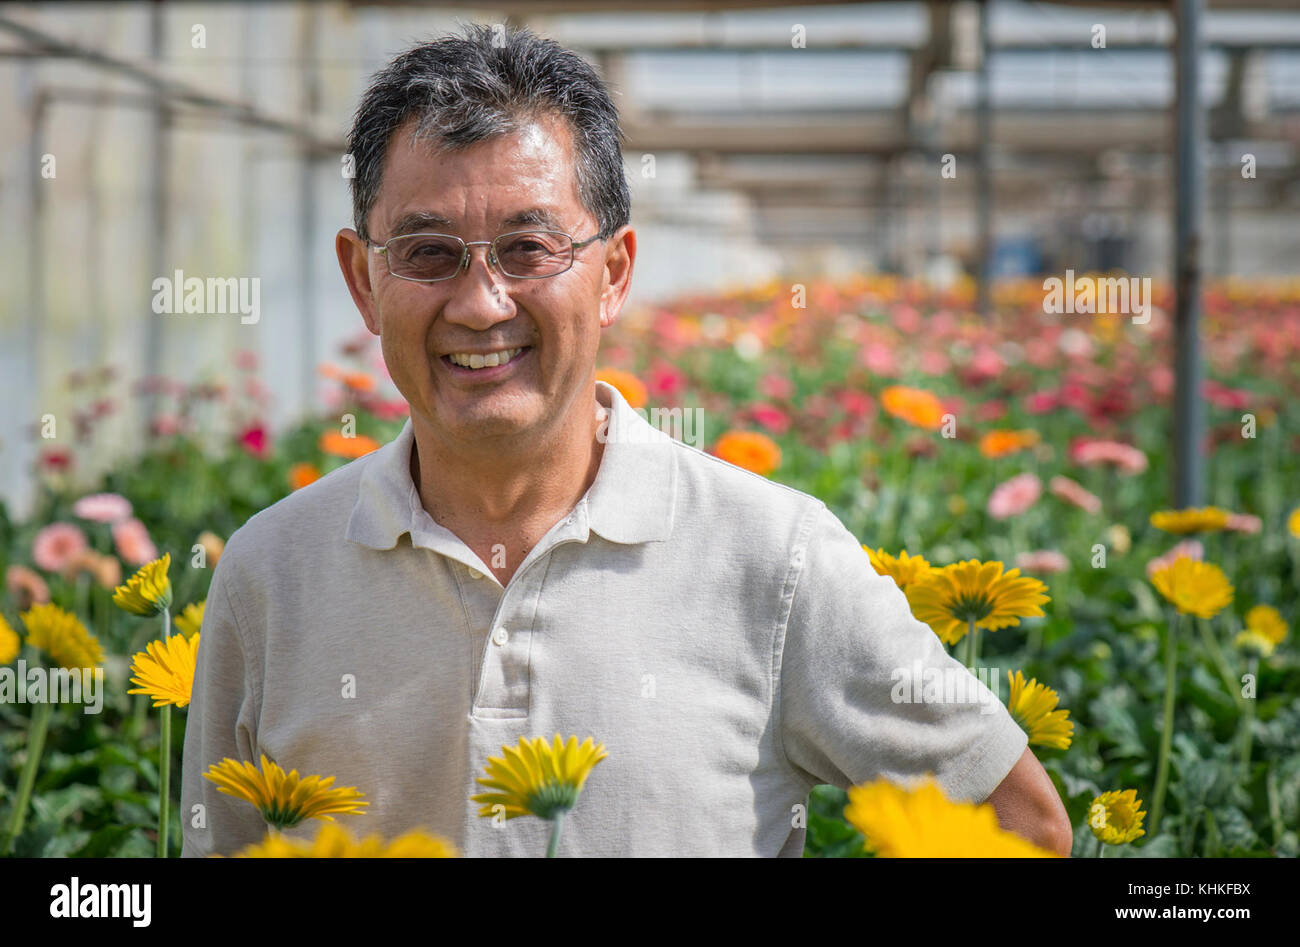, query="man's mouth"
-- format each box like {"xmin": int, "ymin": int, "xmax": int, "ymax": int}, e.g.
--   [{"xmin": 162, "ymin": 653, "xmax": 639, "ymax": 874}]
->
[{"xmin": 441, "ymin": 346, "xmax": 530, "ymax": 372}]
